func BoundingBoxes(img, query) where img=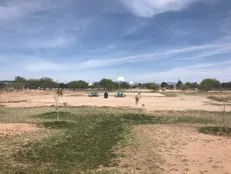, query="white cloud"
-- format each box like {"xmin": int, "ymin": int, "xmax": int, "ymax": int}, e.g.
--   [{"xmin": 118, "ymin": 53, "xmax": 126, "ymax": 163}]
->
[
  {"xmin": 22, "ymin": 59, "xmax": 66, "ymax": 72},
  {"xmin": 121, "ymin": 0, "xmax": 202, "ymax": 17},
  {"xmin": 130, "ymin": 61, "xmax": 231, "ymax": 83},
  {"xmin": 0, "ymin": 0, "xmax": 71, "ymax": 21},
  {"xmin": 0, "ymin": 35, "xmax": 74, "ymax": 49},
  {"xmin": 176, "ymin": 45, "xmax": 231, "ymax": 60},
  {"xmin": 29, "ymin": 36, "xmax": 74, "ymax": 48},
  {"xmin": 4, "ymin": 54, "xmax": 231, "ymax": 82},
  {"xmin": 0, "ymin": 0, "xmax": 50, "ymax": 20},
  {"xmin": 78, "ymin": 59, "xmax": 121, "ymax": 69},
  {"xmin": 78, "ymin": 41, "xmax": 231, "ymax": 68},
  {"xmin": 21, "ymin": 40, "xmax": 231, "ymax": 72}
]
